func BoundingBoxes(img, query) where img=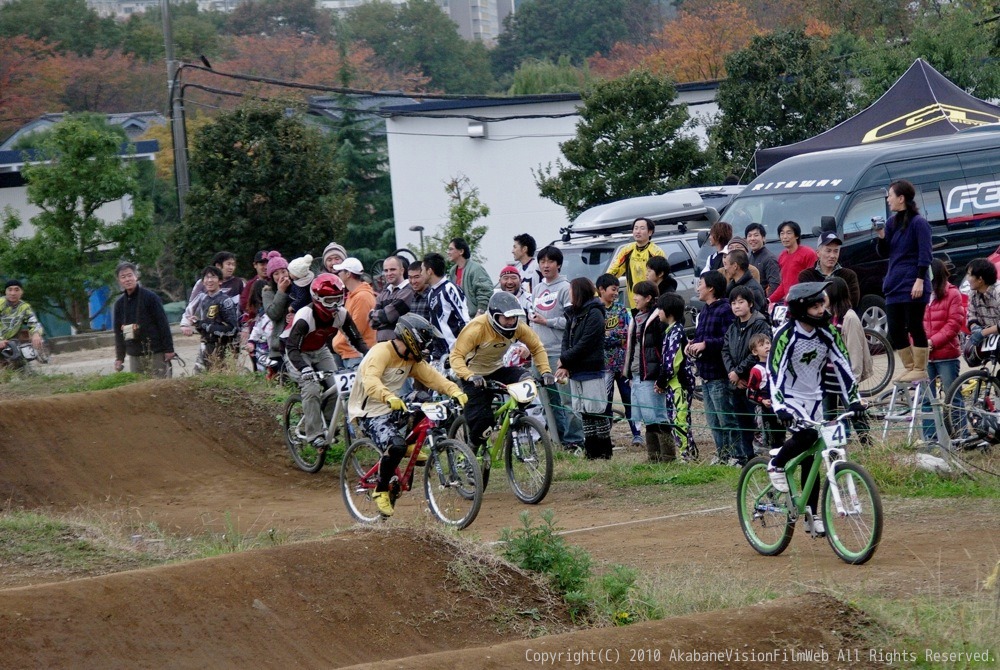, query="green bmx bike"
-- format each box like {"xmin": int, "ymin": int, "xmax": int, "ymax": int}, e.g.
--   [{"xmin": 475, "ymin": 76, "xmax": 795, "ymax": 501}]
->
[{"xmin": 737, "ymin": 410, "xmax": 883, "ymax": 565}]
